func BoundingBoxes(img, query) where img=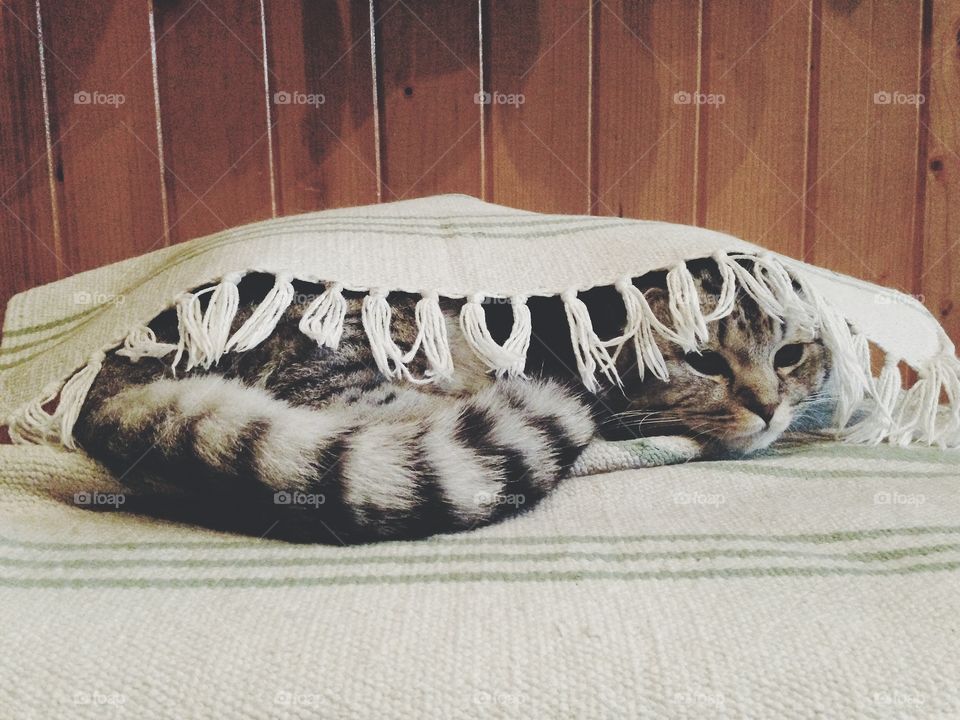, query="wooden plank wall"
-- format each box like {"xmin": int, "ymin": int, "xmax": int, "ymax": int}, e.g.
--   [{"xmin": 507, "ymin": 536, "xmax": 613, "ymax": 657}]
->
[{"xmin": 0, "ymin": 0, "xmax": 956, "ymax": 347}]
